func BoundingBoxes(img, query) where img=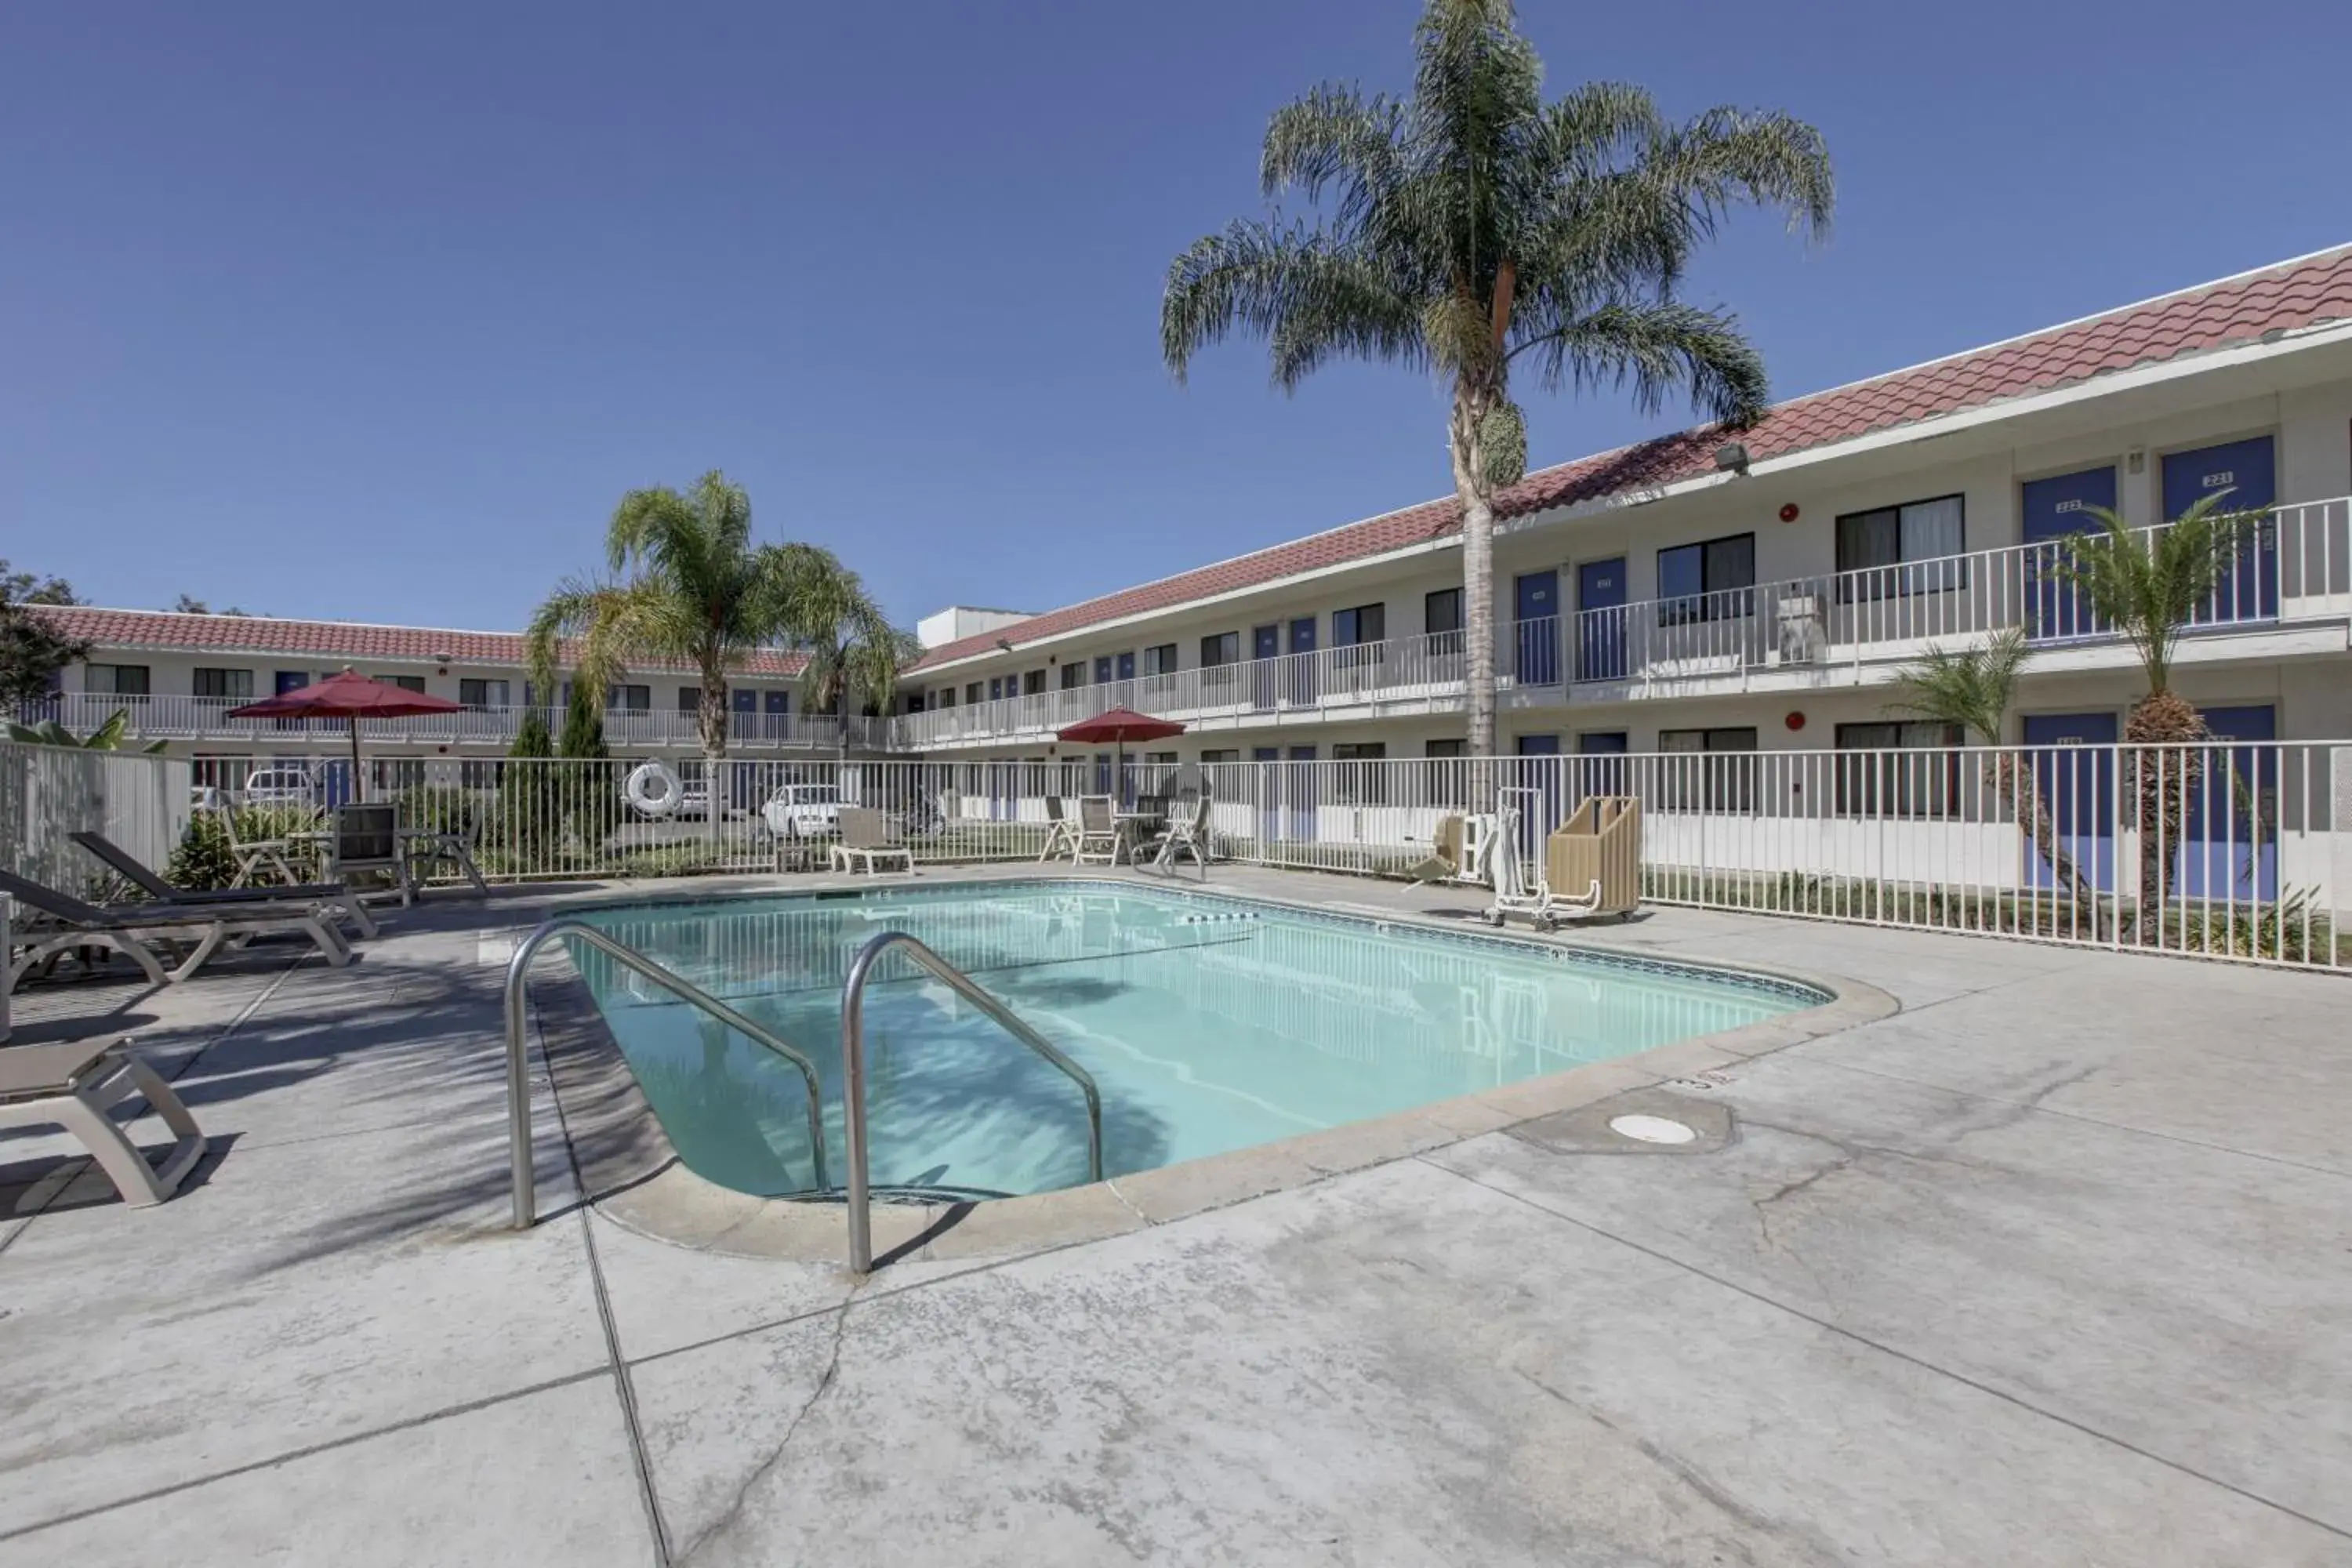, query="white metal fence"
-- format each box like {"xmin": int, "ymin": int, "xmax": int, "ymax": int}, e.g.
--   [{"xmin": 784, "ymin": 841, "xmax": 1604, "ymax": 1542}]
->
[
  {"xmin": 163, "ymin": 742, "xmax": 2347, "ymax": 972},
  {"xmin": 0, "ymin": 741, "xmax": 191, "ymax": 897}
]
